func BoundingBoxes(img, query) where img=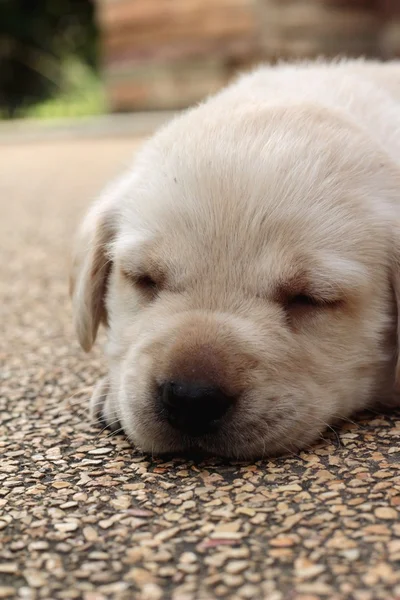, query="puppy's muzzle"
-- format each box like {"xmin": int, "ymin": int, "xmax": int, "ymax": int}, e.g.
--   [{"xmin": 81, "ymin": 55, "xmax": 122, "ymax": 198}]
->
[{"xmin": 160, "ymin": 380, "xmax": 233, "ymax": 436}]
